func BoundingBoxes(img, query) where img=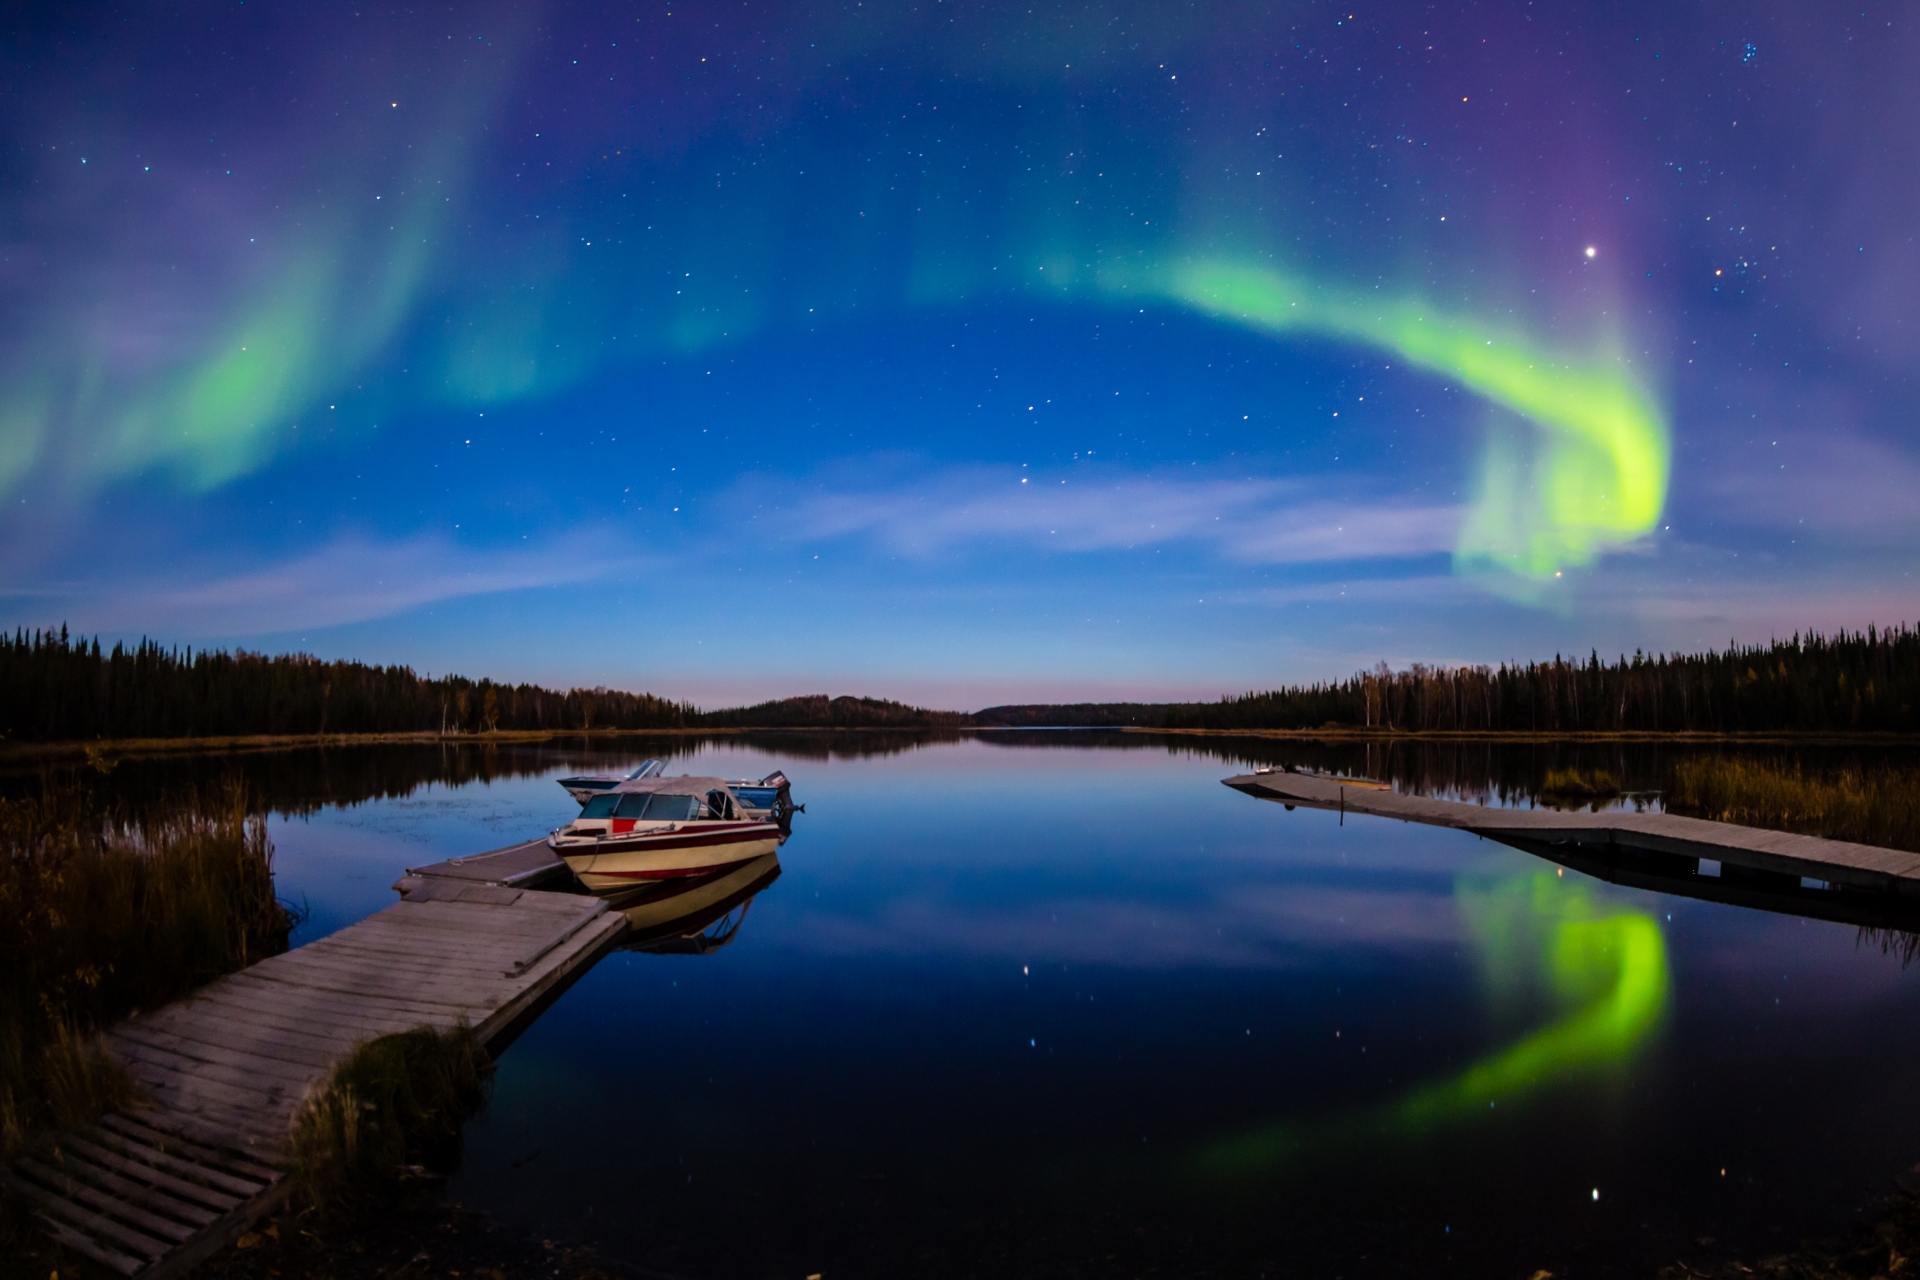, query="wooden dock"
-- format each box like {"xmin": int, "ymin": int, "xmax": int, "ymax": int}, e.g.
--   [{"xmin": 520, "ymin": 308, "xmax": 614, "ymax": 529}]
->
[
  {"xmin": 6, "ymin": 841, "xmax": 624, "ymax": 1278},
  {"xmin": 392, "ymin": 837, "xmax": 572, "ymax": 899},
  {"xmin": 1226, "ymin": 769, "xmax": 1920, "ymax": 924}
]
